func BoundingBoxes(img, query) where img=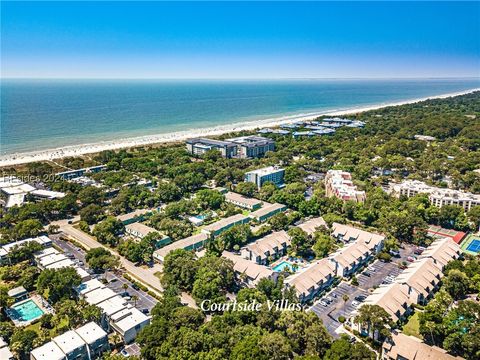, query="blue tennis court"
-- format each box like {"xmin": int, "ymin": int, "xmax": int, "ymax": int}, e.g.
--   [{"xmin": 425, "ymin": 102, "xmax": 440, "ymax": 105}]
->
[{"xmin": 466, "ymin": 239, "xmax": 480, "ymax": 253}]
